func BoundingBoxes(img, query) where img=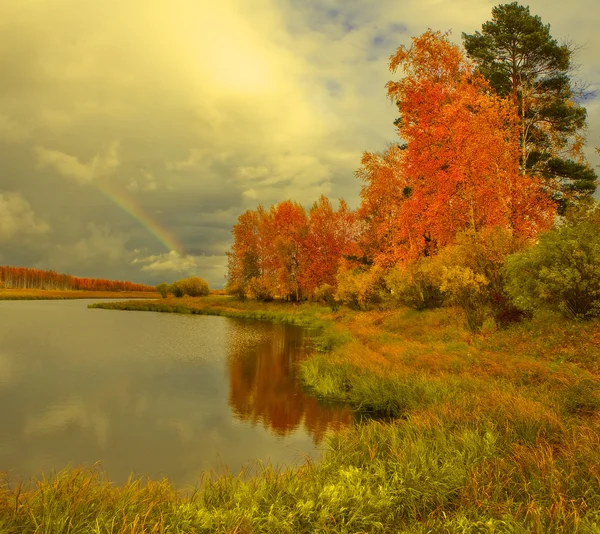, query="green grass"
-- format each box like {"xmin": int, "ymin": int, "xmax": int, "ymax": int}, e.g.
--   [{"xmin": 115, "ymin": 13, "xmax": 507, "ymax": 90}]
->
[
  {"xmin": 3, "ymin": 418, "xmax": 600, "ymax": 533},
  {"xmin": 3, "ymin": 297, "xmax": 600, "ymax": 532}
]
